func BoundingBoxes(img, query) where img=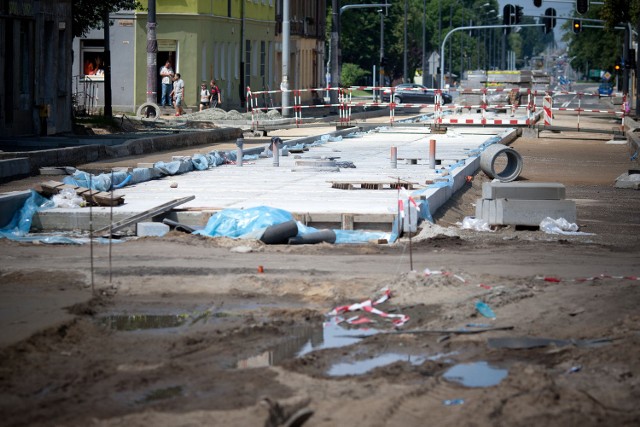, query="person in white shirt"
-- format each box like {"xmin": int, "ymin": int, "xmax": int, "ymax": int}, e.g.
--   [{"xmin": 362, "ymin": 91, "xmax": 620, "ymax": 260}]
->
[
  {"xmin": 159, "ymin": 61, "xmax": 174, "ymax": 107},
  {"xmin": 199, "ymin": 82, "xmax": 210, "ymax": 111},
  {"xmin": 170, "ymin": 73, "xmax": 185, "ymax": 116}
]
